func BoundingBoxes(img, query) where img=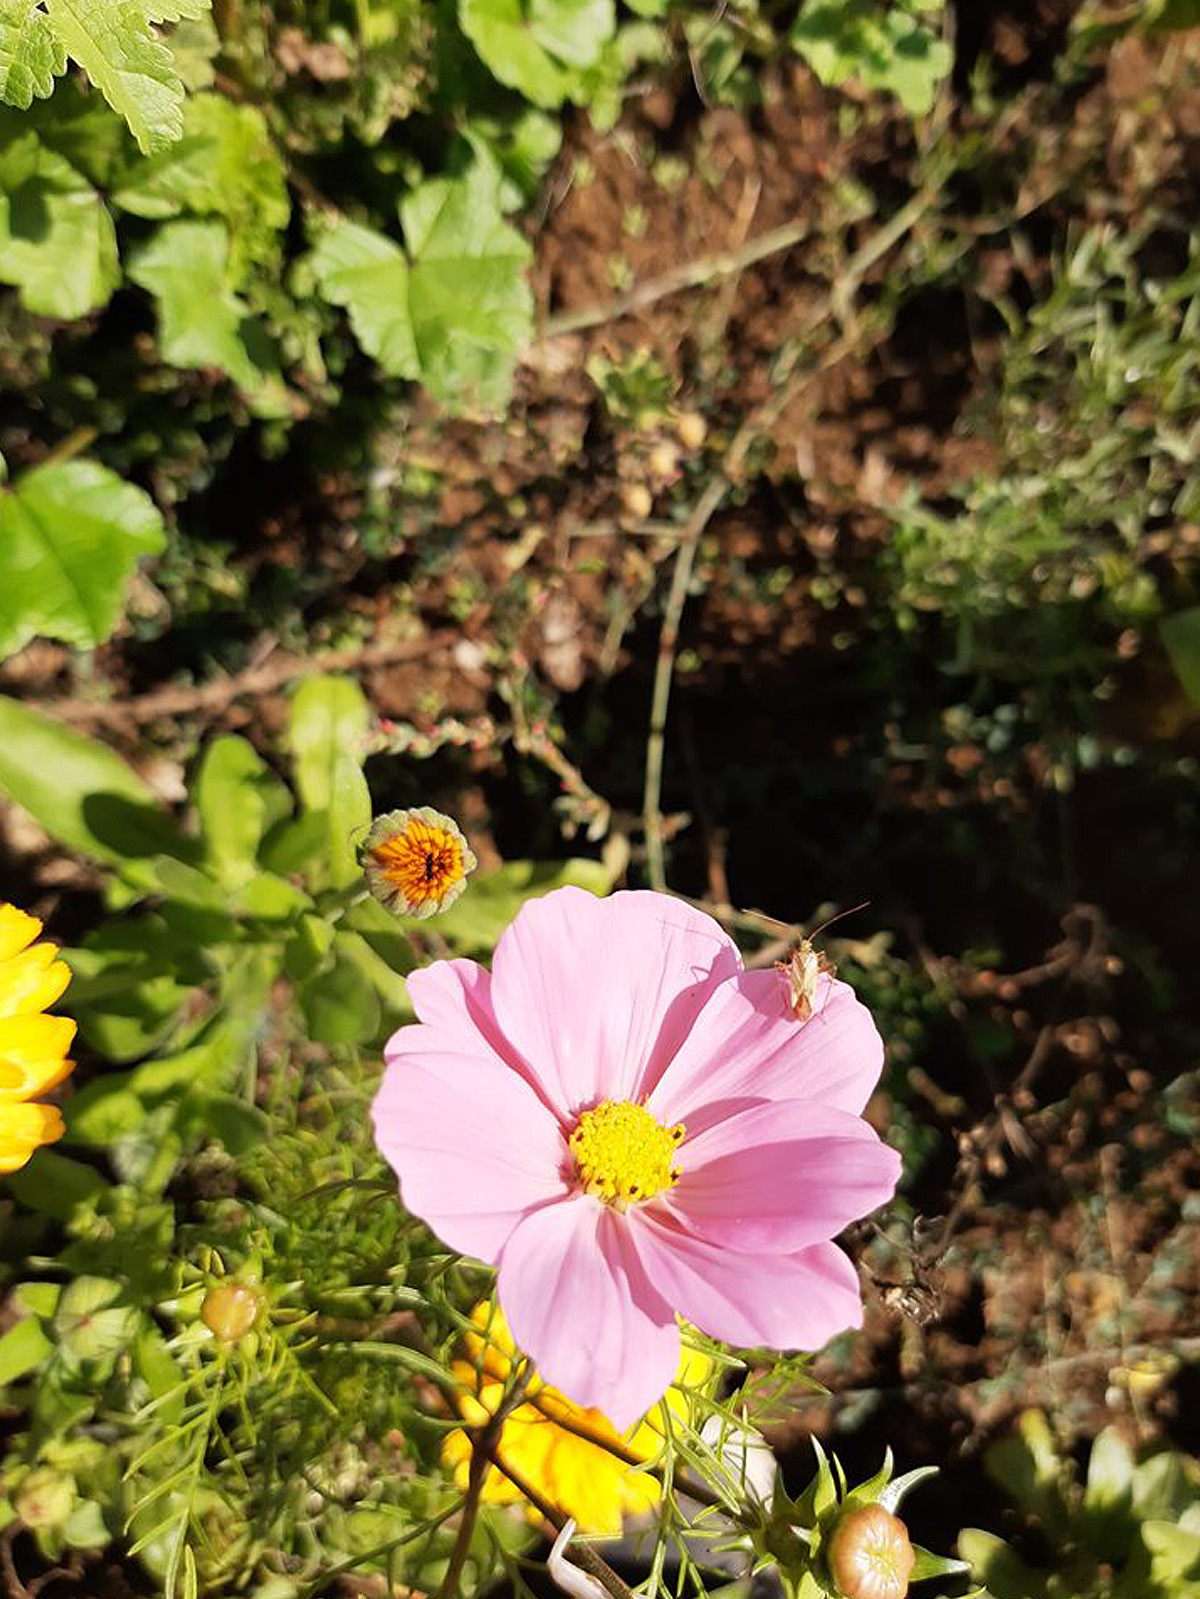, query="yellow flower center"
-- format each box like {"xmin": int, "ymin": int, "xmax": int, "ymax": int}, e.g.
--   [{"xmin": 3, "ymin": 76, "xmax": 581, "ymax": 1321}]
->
[{"xmin": 568, "ymin": 1100, "xmax": 685, "ymax": 1208}]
